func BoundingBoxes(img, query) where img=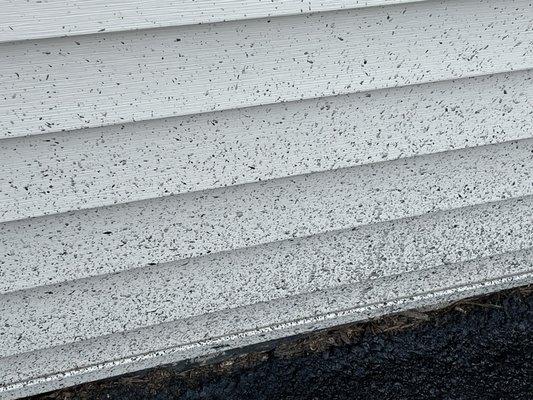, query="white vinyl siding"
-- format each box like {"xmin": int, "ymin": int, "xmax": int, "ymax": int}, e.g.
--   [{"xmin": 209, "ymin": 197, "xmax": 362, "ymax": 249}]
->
[{"xmin": 1, "ymin": 0, "xmax": 532, "ymax": 398}]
